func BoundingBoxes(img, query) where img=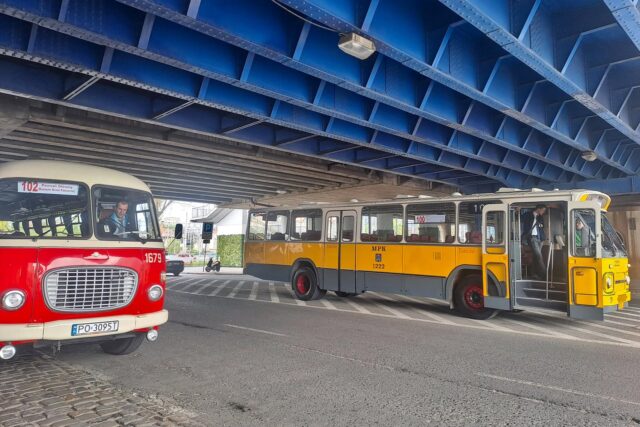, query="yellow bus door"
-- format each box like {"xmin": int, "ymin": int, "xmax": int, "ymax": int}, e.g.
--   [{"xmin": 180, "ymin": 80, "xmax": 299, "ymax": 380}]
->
[
  {"xmin": 482, "ymin": 204, "xmax": 511, "ymax": 310},
  {"xmin": 567, "ymin": 201, "xmax": 604, "ymax": 320},
  {"xmin": 324, "ymin": 210, "xmax": 357, "ymax": 293}
]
